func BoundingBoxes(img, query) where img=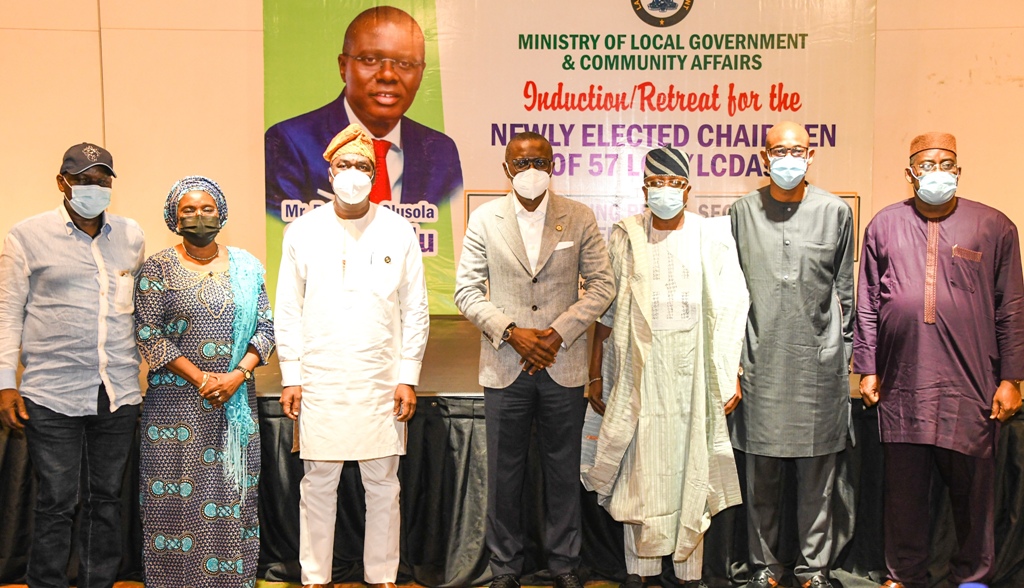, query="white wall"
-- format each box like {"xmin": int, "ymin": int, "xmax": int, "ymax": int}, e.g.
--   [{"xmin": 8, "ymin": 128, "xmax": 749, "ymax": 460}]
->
[
  {"xmin": 0, "ymin": 0, "xmax": 265, "ymax": 262},
  {"xmin": 872, "ymin": 3, "xmax": 1024, "ymax": 226}
]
